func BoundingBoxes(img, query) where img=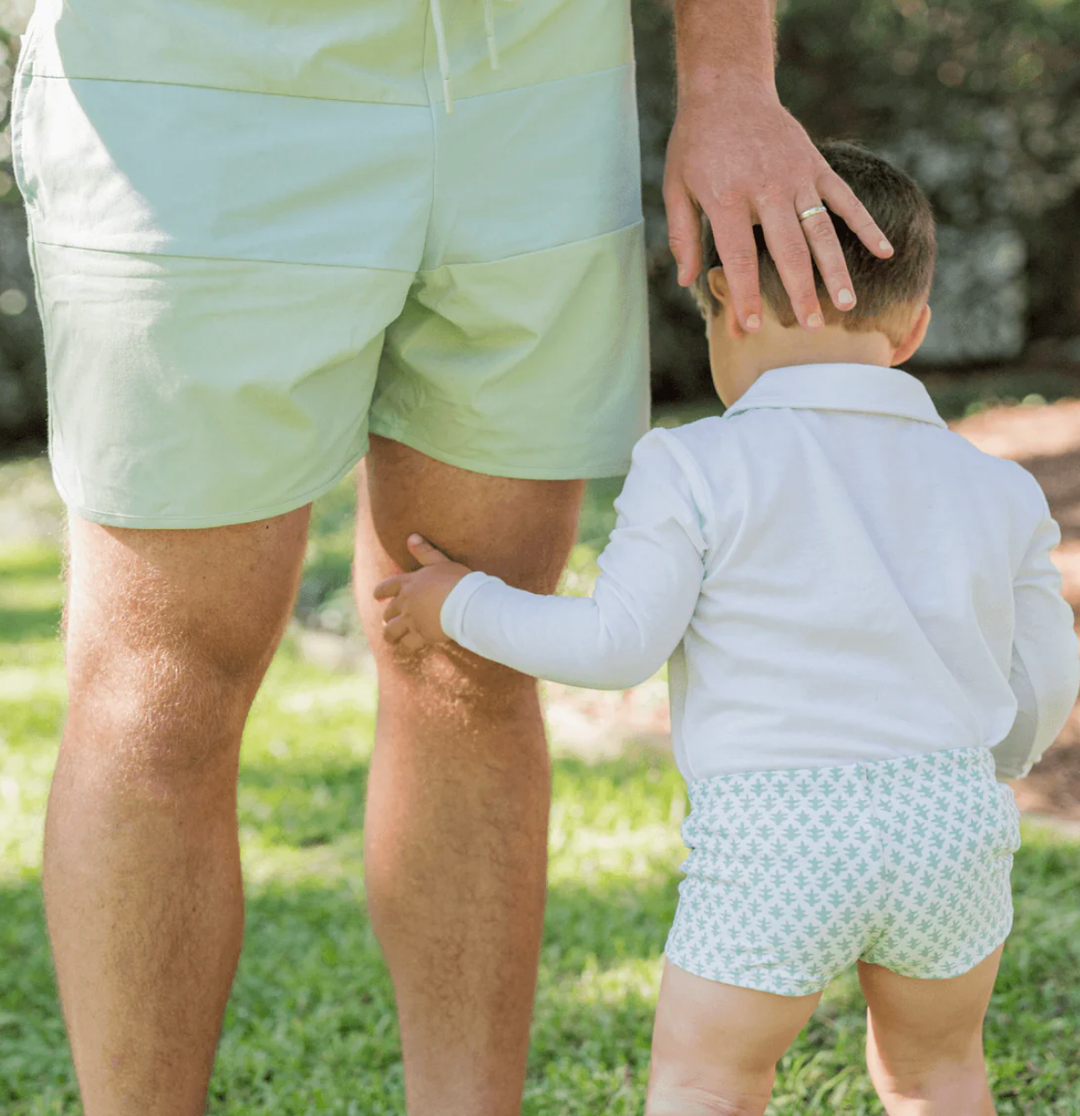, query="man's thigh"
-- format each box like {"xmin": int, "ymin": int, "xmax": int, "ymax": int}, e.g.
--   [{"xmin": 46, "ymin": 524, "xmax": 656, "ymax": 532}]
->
[{"xmin": 354, "ymin": 435, "xmax": 583, "ymax": 693}]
